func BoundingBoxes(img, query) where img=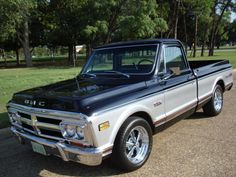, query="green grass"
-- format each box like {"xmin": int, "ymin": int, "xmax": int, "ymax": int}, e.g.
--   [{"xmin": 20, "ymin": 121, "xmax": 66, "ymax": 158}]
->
[
  {"xmin": 0, "ymin": 66, "xmax": 81, "ymax": 128},
  {"xmin": 0, "ymin": 50, "xmax": 235, "ymax": 129}
]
